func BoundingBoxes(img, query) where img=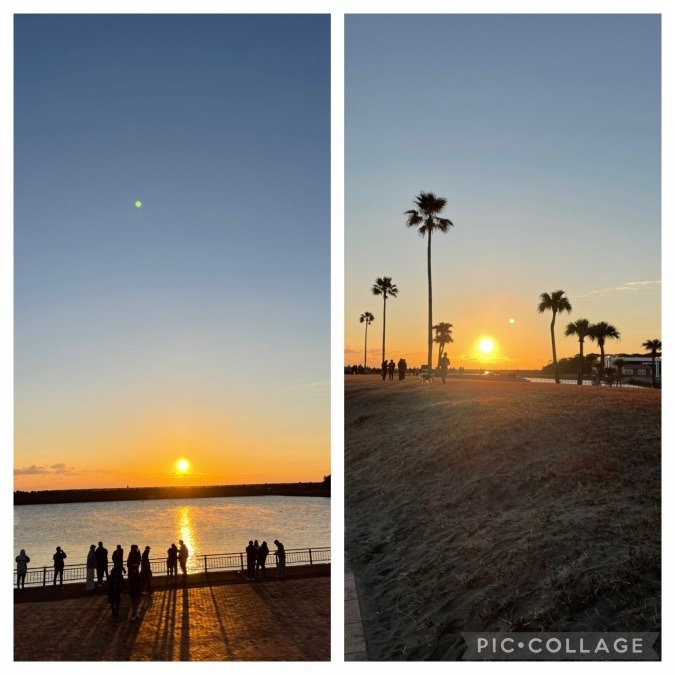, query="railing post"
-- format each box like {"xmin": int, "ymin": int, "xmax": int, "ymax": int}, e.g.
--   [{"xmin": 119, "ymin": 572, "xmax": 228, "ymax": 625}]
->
[
  {"xmin": 309, "ymin": 548, "xmax": 313, "ymax": 566},
  {"xmin": 240, "ymin": 552, "xmax": 244, "ymax": 571},
  {"xmin": 204, "ymin": 555, "xmax": 208, "ymax": 574},
  {"xmin": 43, "ymin": 567, "xmax": 47, "ymax": 587}
]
